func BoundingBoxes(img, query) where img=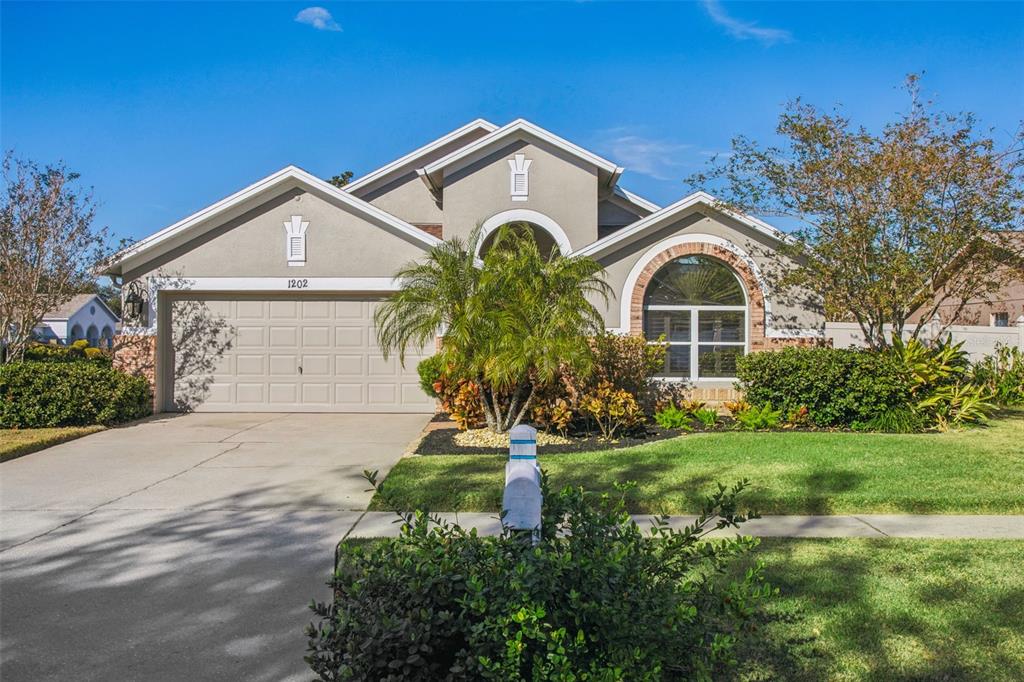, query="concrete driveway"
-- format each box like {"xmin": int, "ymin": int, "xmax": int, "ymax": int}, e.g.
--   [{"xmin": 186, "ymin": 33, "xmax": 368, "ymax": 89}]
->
[{"xmin": 0, "ymin": 412, "xmax": 429, "ymax": 681}]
